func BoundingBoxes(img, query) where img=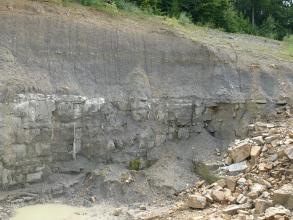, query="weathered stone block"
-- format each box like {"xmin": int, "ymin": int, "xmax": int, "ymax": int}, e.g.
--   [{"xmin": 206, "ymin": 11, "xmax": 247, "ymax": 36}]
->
[
  {"xmin": 12, "ymin": 144, "xmax": 27, "ymax": 159},
  {"xmin": 186, "ymin": 194, "xmax": 207, "ymax": 209},
  {"xmin": 273, "ymin": 184, "xmax": 293, "ymax": 209},
  {"xmin": 35, "ymin": 143, "xmax": 51, "ymax": 156},
  {"xmin": 26, "ymin": 171, "xmax": 43, "ymax": 183},
  {"xmin": 228, "ymin": 142, "xmax": 251, "ymax": 163}
]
